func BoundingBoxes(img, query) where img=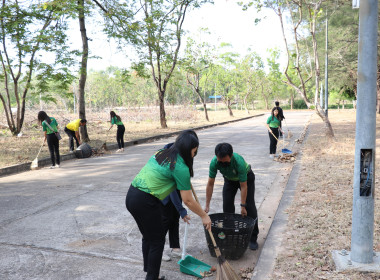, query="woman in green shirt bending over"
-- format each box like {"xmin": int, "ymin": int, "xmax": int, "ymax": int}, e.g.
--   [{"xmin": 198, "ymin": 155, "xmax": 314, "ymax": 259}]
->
[
  {"xmin": 38, "ymin": 111, "xmax": 60, "ymax": 168},
  {"xmin": 266, "ymin": 107, "xmax": 283, "ymax": 158},
  {"xmin": 125, "ymin": 130, "xmax": 211, "ymax": 280},
  {"xmin": 109, "ymin": 111, "xmax": 125, "ymax": 152}
]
